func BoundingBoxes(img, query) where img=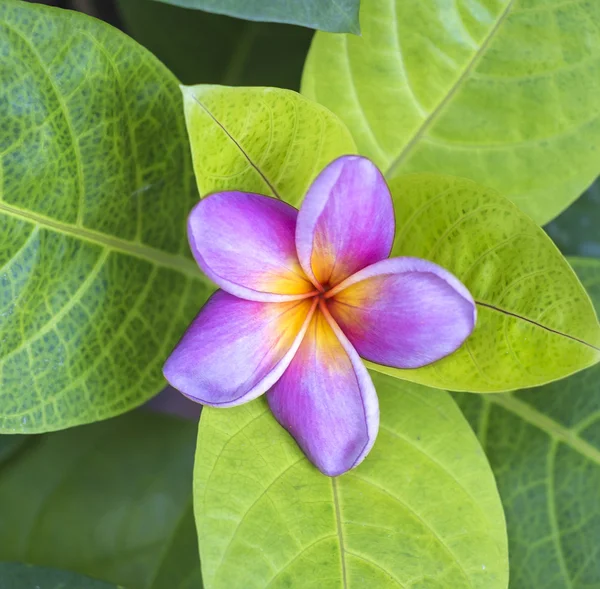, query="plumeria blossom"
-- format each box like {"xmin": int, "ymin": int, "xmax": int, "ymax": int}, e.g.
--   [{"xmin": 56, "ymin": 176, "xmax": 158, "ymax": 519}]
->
[{"xmin": 164, "ymin": 156, "xmax": 476, "ymax": 476}]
